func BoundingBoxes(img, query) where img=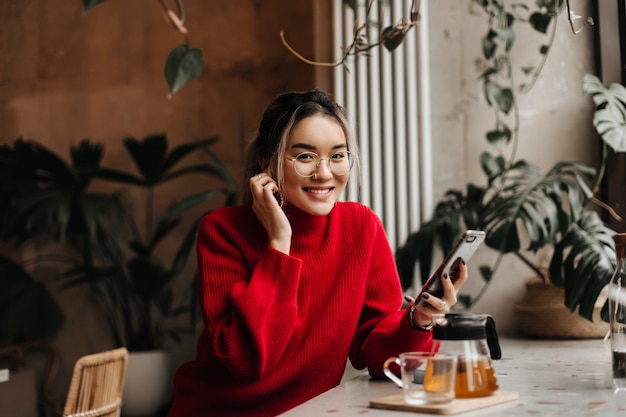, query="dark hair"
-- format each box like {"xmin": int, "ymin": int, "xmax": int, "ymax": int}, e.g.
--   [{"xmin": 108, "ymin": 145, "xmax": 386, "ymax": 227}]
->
[{"xmin": 241, "ymin": 90, "xmax": 359, "ymax": 203}]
